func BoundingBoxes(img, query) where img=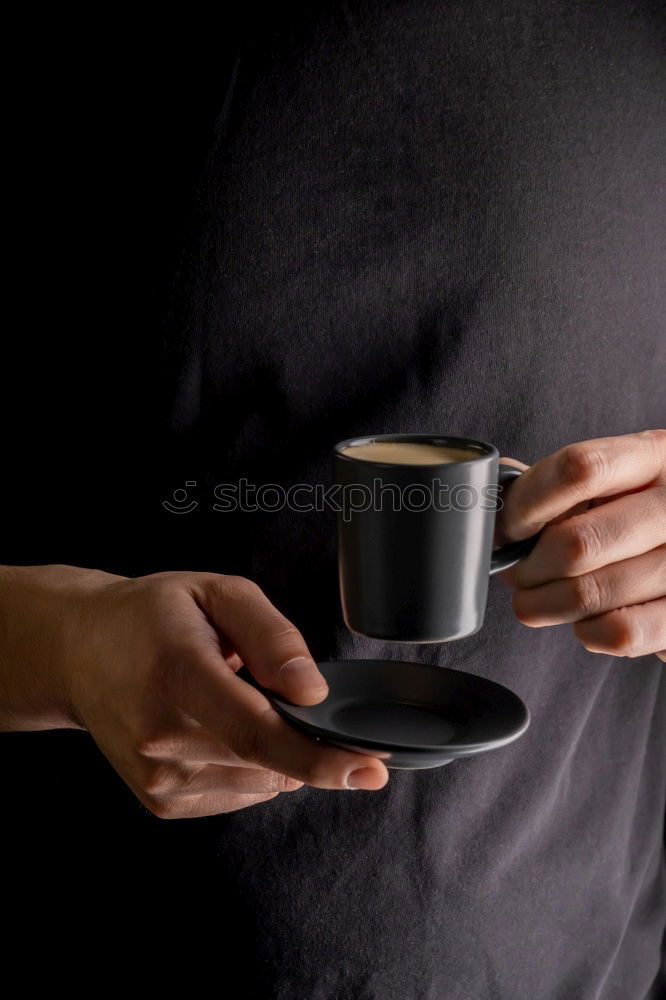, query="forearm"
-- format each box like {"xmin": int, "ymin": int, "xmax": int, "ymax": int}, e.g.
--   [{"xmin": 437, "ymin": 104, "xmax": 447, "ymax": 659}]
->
[{"xmin": 0, "ymin": 564, "xmax": 119, "ymax": 732}]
